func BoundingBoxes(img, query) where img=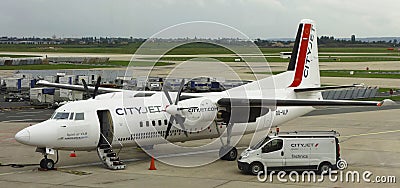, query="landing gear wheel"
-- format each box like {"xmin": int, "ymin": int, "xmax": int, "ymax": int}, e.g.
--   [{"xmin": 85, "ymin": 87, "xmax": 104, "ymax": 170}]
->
[
  {"xmin": 318, "ymin": 163, "xmax": 331, "ymax": 174},
  {"xmin": 250, "ymin": 162, "xmax": 264, "ymax": 175},
  {"xmin": 40, "ymin": 158, "xmax": 55, "ymax": 170},
  {"xmin": 219, "ymin": 146, "xmax": 237, "ymax": 161}
]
